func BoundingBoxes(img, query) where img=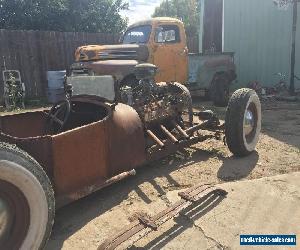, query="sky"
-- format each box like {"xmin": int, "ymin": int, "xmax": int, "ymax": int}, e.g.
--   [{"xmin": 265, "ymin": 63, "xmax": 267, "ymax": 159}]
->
[{"xmin": 121, "ymin": 0, "xmax": 162, "ymax": 25}]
